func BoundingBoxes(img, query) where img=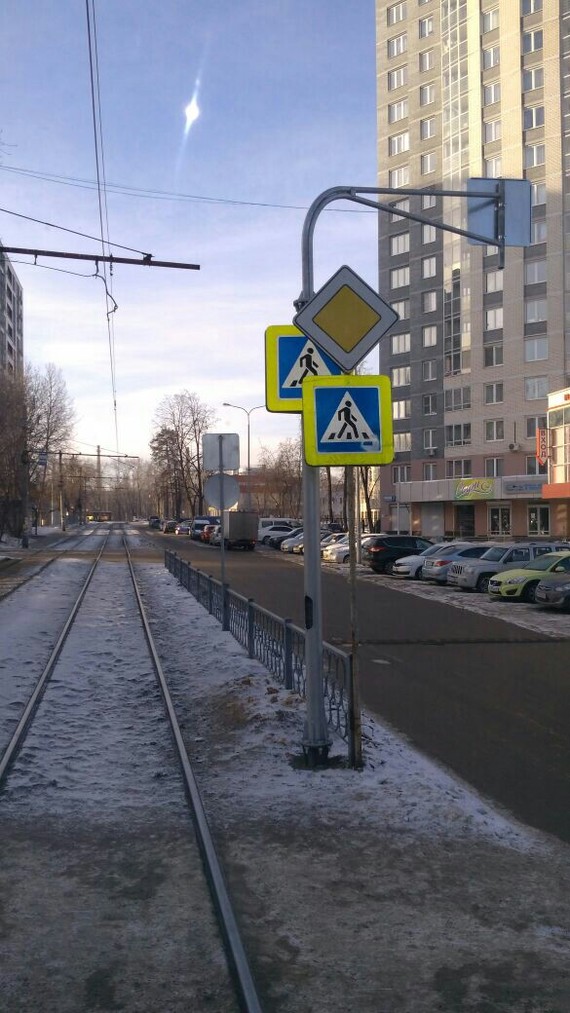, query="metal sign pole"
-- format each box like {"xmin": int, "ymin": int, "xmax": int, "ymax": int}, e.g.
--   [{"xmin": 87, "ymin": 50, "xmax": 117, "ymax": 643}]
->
[{"xmin": 218, "ymin": 436, "xmax": 227, "ymax": 623}]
